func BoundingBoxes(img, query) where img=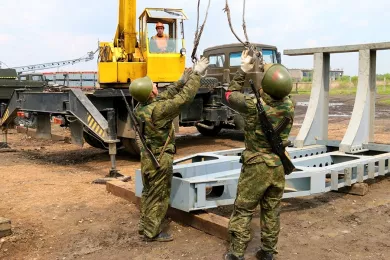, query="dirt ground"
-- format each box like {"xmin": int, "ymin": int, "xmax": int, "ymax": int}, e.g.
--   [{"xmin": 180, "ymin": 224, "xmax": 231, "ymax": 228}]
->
[{"xmin": 1, "ymin": 94, "xmax": 389, "ymax": 260}]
